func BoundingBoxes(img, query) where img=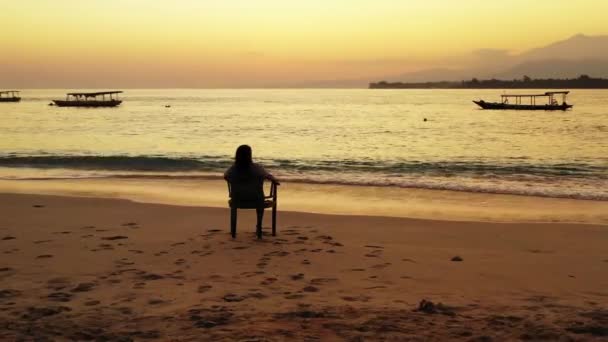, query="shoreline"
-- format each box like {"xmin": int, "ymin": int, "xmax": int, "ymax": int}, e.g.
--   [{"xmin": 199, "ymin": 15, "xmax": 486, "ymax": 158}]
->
[
  {"xmin": 1, "ymin": 192, "xmax": 607, "ymax": 340},
  {"xmin": 1, "ymin": 177, "xmax": 607, "ymax": 225}
]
